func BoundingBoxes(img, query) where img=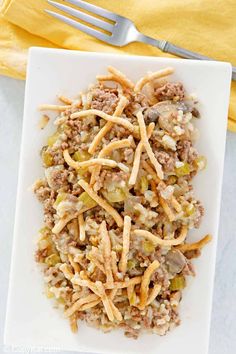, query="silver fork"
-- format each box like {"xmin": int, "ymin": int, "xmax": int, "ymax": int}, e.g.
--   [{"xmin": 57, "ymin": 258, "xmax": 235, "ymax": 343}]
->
[{"xmin": 46, "ymin": 0, "xmax": 236, "ymax": 80}]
